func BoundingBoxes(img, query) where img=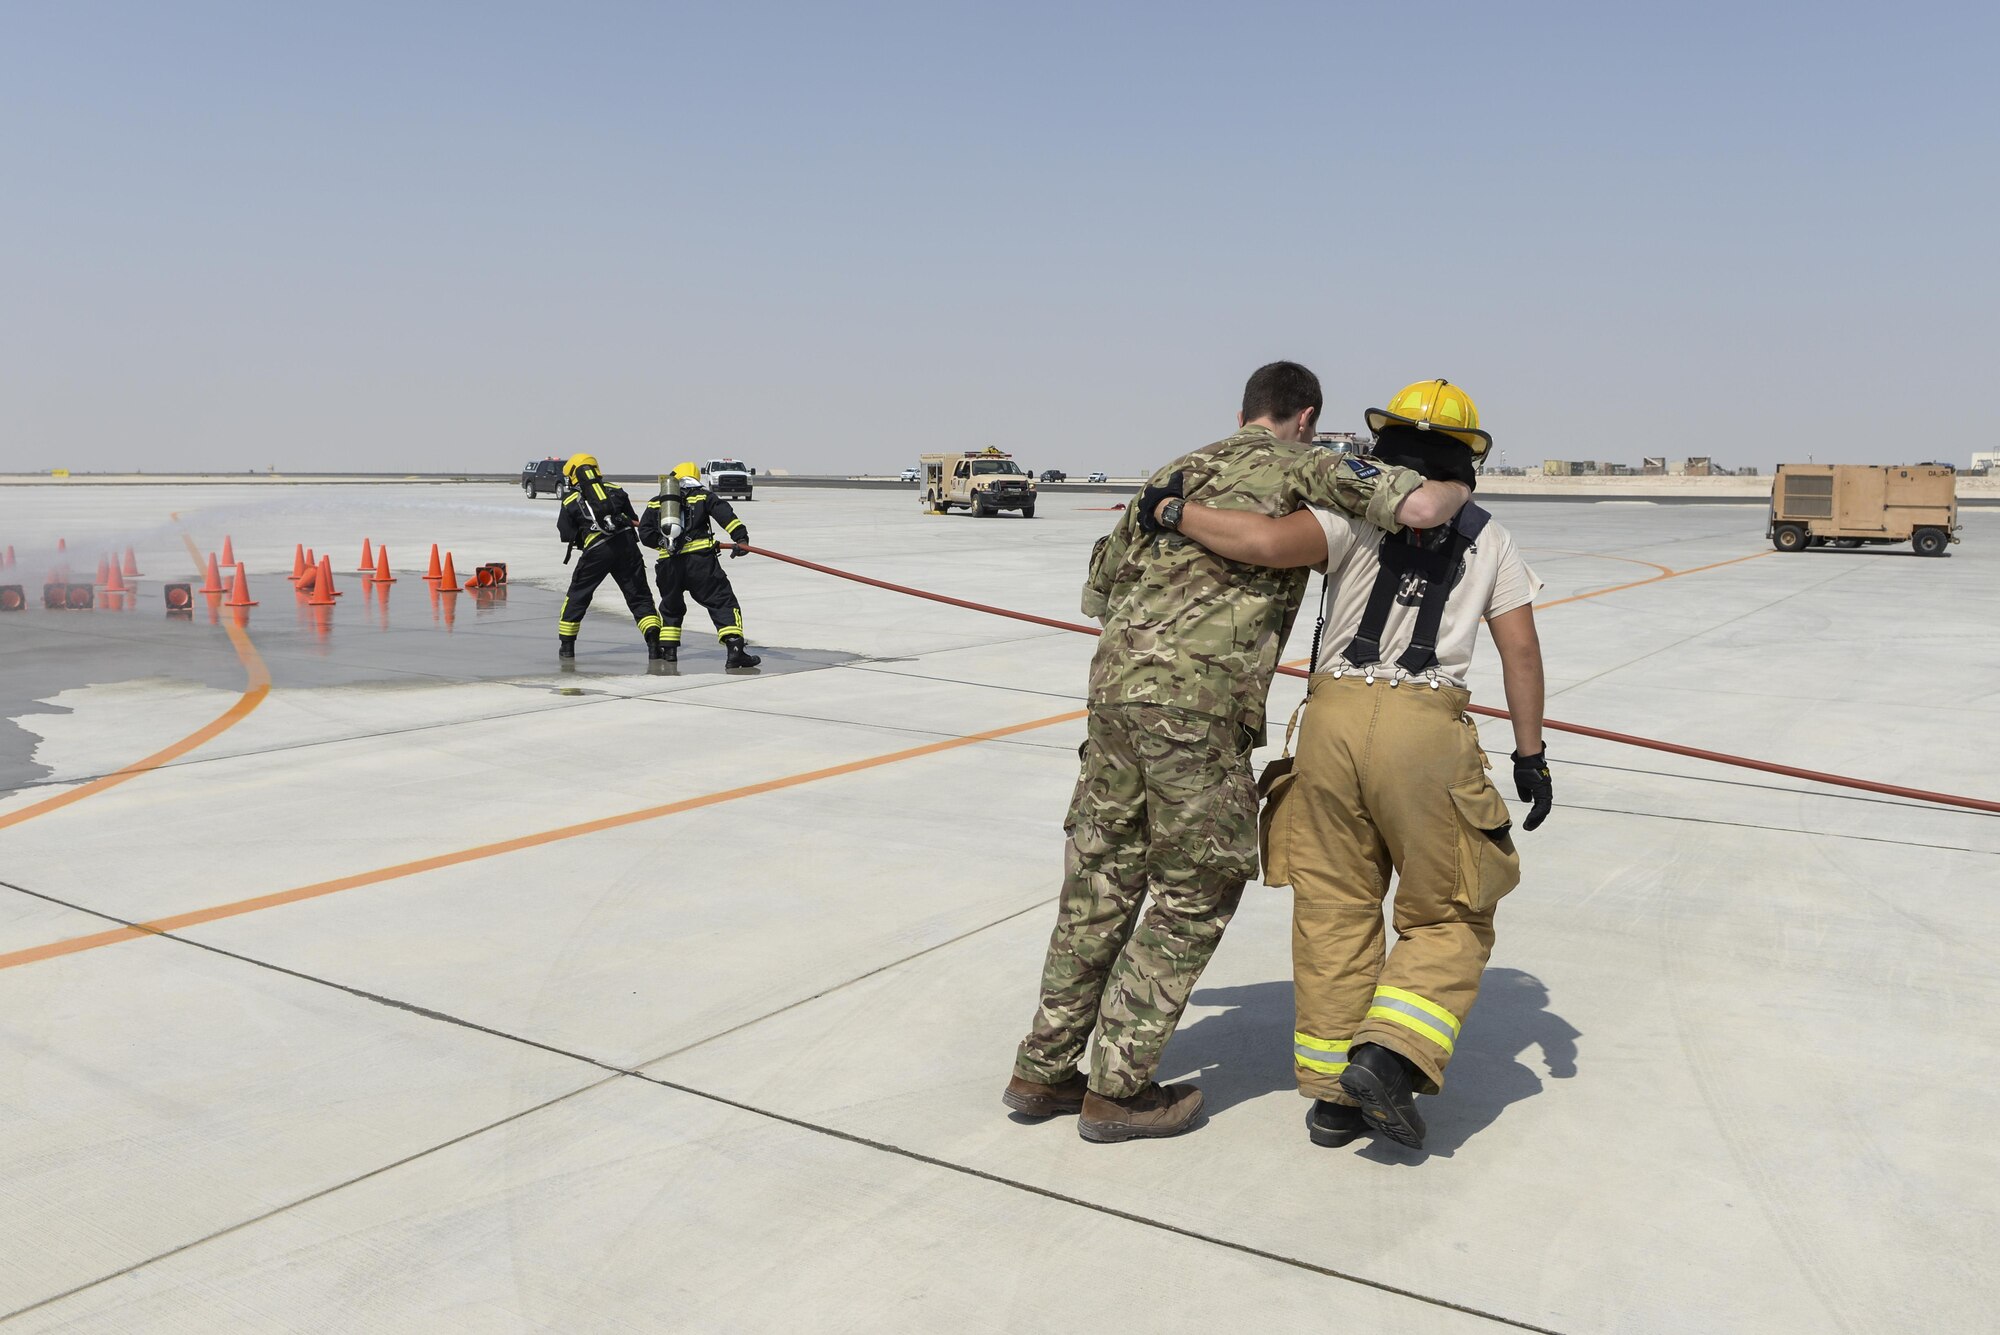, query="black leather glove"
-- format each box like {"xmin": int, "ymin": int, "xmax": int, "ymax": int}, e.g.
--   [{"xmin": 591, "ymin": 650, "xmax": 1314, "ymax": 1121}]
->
[
  {"xmin": 1136, "ymin": 470, "xmax": 1185, "ymax": 533},
  {"xmin": 1511, "ymin": 748, "xmax": 1553, "ymax": 831},
  {"xmin": 730, "ymin": 529, "xmax": 750, "ymax": 558}
]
